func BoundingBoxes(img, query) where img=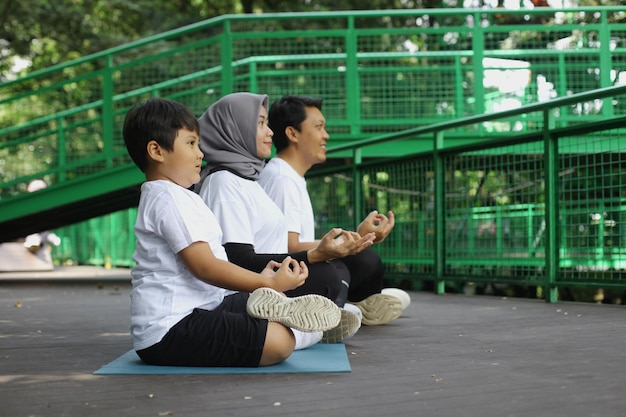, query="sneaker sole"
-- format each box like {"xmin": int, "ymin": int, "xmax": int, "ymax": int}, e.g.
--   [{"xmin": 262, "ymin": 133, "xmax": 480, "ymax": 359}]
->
[
  {"xmin": 247, "ymin": 287, "xmax": 341, "ymax": 332},
  {"xmin": 321, "ymin": 309, "xmax": 361, "ymax": 344},
  {"xmin": 353, "ymin": 293, "xmax": 404, "ymax": 326}
]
